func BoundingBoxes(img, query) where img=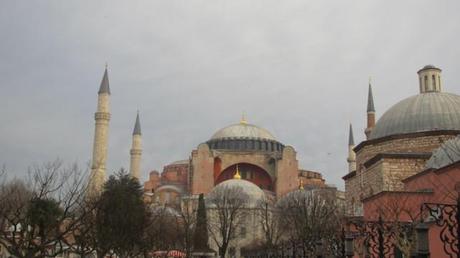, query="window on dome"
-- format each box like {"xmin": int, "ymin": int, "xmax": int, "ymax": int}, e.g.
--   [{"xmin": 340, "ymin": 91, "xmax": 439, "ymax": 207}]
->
[
  {"xmin": 424, "ymin": 75, "xmax": 428, "ymax": 91},
  {"xmin": 432, "ymin": 74, "xmax": 436, "ymax": 89}
]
